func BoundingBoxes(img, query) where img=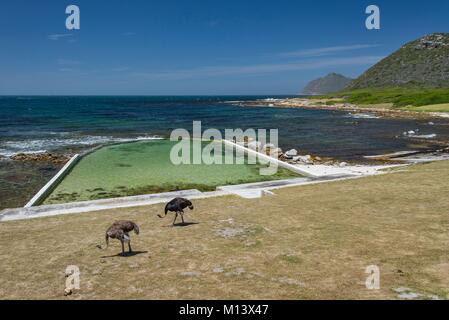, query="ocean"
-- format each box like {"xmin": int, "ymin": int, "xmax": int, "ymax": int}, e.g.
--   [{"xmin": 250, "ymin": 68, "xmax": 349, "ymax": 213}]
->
[{"xmin": 1, "ymin": 95, "xmax": 448, "ymax": 159}]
